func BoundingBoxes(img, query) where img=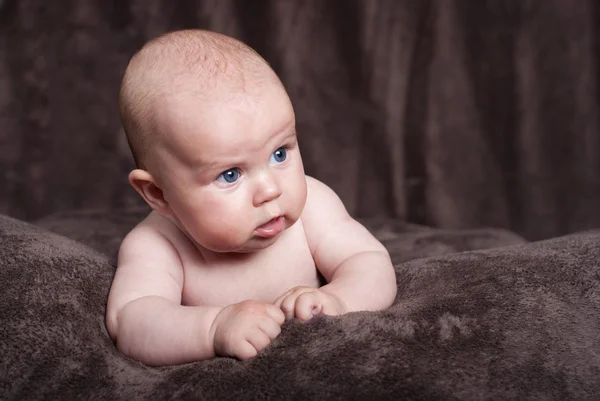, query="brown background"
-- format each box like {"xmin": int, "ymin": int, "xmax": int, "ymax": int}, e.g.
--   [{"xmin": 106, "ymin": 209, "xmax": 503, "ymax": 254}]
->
[{"xmin": 1, "ymin": 0, "xmax": 599, "ymax": 240}]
